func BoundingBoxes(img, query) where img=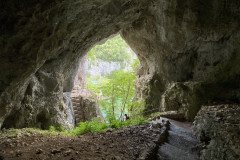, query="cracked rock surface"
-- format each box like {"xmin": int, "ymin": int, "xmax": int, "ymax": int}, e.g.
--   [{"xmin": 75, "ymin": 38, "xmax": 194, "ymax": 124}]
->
[{"xmin": 193, "ymin": 104, "xmax": 240, "ymax": 160}]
